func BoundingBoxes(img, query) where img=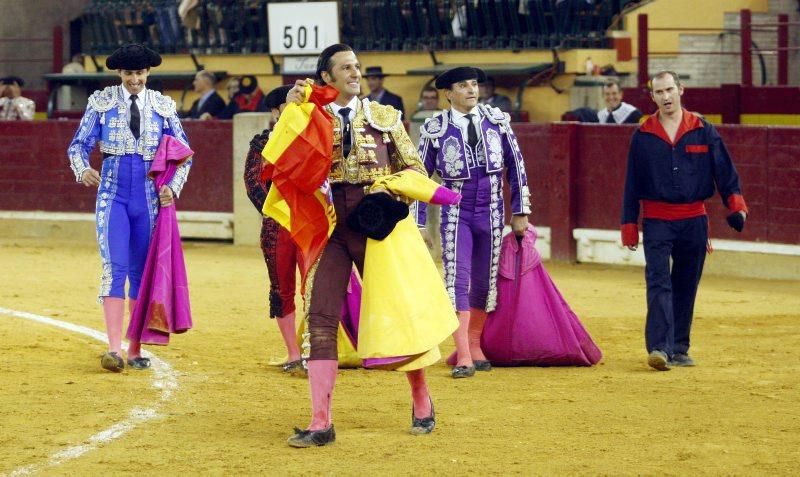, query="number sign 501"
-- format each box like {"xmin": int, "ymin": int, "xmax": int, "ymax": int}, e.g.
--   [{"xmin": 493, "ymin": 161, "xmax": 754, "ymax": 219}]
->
[{"xmin": 268, "ymin": 2, "xmax": 339, "ymax": 55}]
